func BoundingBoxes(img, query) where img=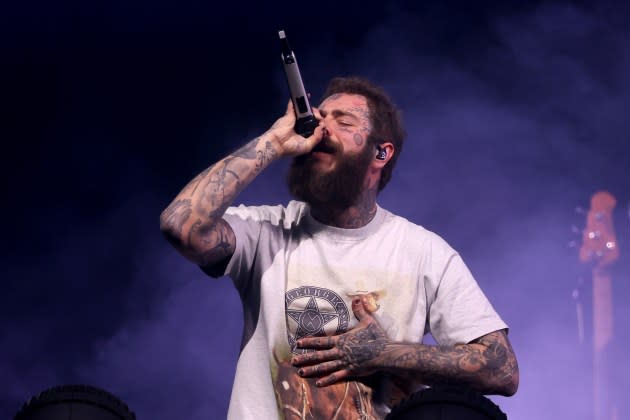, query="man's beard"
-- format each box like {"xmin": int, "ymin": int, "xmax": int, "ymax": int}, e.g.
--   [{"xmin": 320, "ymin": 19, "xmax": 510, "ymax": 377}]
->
[{"xmin": 287, "ymin": 140, "xmax": 373, "ymax": 210}]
